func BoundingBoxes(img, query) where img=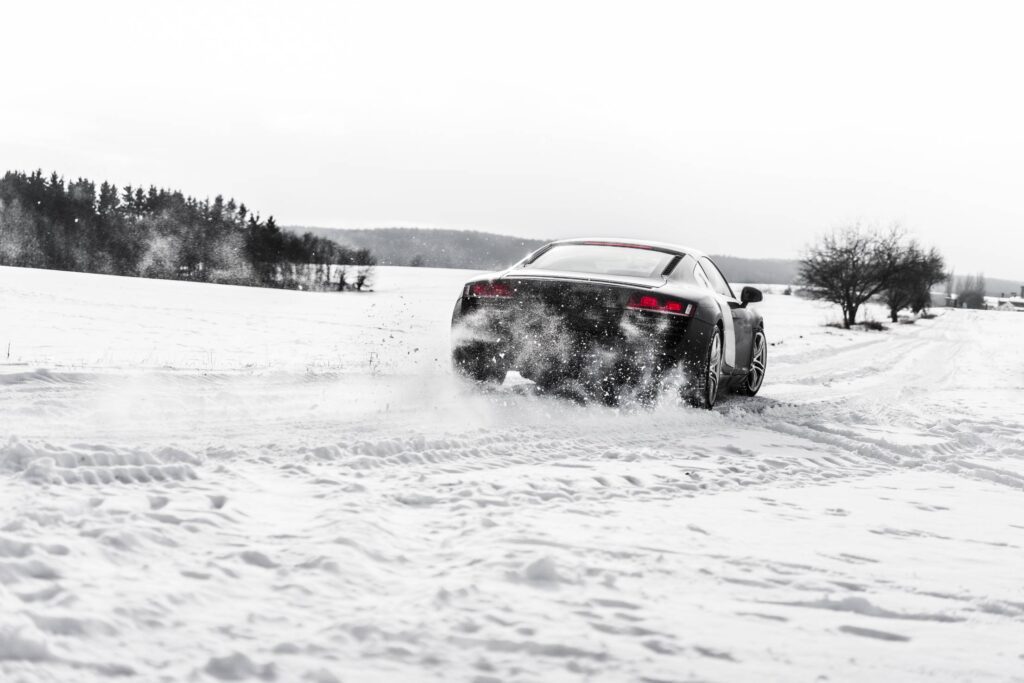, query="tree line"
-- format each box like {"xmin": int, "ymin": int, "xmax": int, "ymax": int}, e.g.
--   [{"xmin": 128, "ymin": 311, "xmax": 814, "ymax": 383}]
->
[
  {"xmin": 799, "ymin": 225, "xmax": 948, "ymax": 328},
  {"xmin": 0, "ymin": 170, "xmax": 375, "ymax": 289}
]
